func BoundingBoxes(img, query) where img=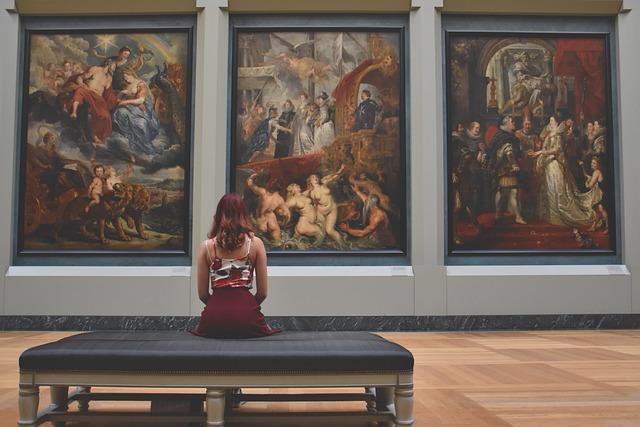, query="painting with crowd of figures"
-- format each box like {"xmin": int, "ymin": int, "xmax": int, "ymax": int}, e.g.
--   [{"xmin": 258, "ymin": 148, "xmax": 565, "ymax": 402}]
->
[
  {"xmin": 231, "ymin": 29, "xmax": 406, "ymax": 253},
  {"xmin": 446, "ymin": 33, "xmax": 615, "ymax": 256},
  {"xmin": 17, "ymin": 25, "xmax": 193, "ymax": 254}
]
